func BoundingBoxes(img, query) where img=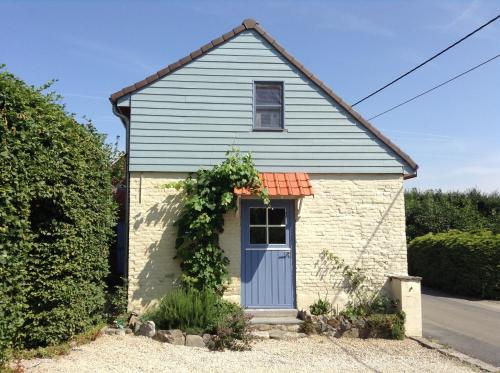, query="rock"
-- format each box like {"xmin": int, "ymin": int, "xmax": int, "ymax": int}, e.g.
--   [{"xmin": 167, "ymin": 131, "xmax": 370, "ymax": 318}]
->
[
  {"xmin": 327, "ymin": 318, "xmax": 340, "ymax": 328},
  {"xmin": 269, "ymin": 330, "xmax": 287, "ymax": 340},
  {"xmin": 128, "ymin": 314, "xmax": 140, "ymax": 329},
  {"xmin": 104, "ymin": 327, "xmax": 118, "ymax": 336},
  {"xmin": 125, "ymin": 328, "xmax": 133, "ymax": 334},
  {"xmin": 250, "ymin": 331, "xmax": 270, "ymax": 339},
  {"xmin": 202, "ymin": 334, "xmax": 212, "ymax": 345},
  {"xmin": 154, "ymin": 329, "xmax": 185, "ymax": 345},
  {"xmin": 115, "ymin": 328, "xmax": 126, "ymax": 336},
  {"xmin": 353, "ymin": 319, "xmax": 367, "ymax": 329},
  {"xmin": 286, "ymin": 324, "xmax": 301, "ymax": 332},
  {"xmin": 253, "ymin": 324, "xmax": 272, "ymax": 331},
  {"xmin": 339, "ymin": 317, "xmax": 351, "ymax": 331},
  {"xmin": 137, "ymin": 321, "xmax": 156, "ymax": 338},
  {"xmin": 342, "ymin": 327, "xmax": 359, "ymax": 338},
  {"xmin": 297, "ymin": 309, "xmax": 308, "ymax": 320},
  {"xmin": 133, "ymin": 321, "xmax": 142, "ymax": 334},
  {"xmin": 297, "ymin": 333, "xmax": 308, "ymax": 338},
  {"xmin": 185, "ymin": 334, "xmax": 205, "ymax": 348}
]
